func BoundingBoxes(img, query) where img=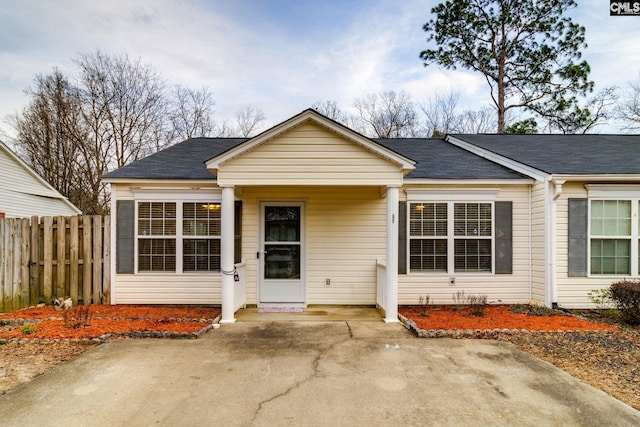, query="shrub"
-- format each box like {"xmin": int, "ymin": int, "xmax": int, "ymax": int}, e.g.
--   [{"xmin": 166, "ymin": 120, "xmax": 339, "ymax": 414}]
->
[
  {"xmin": 21, "ymin": 325, "xmax": 36, "ymax": 334},
  {"xmin": 587, "ymin": 288, "xmax": 614, "ymax": 310},
  {"xmin": 418, "ymin": 295, "xmax": 432, "ymax": 316},
  {"xmin": 610, "ymin": 280, "xmax": 640, "ymax": 326},
  {"xmin": 509, "ymin": 304, "xmax": 557, "ymax": 317},
  {"xmin": 63, "ymin": 305, "xmax": 92, "ymax": 329}
]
